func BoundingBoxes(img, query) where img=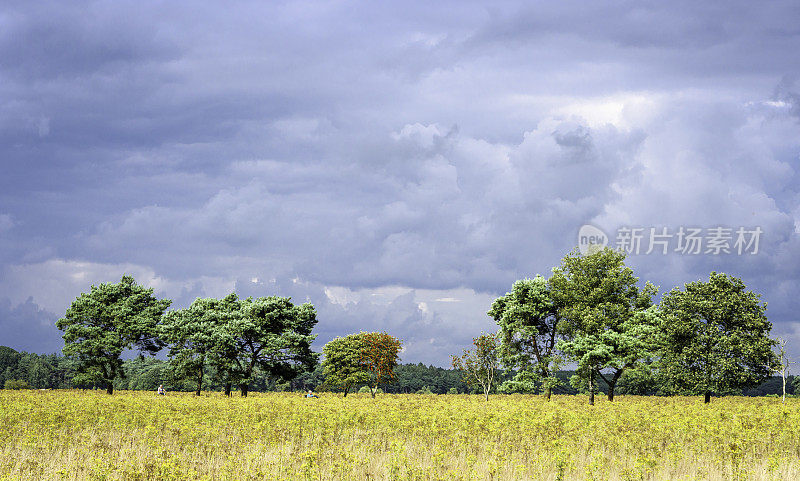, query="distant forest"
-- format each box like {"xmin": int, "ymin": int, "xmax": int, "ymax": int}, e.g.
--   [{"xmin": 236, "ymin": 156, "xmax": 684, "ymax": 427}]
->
[{"xmin": 2, "ymin": 345, "xmax": 794, "ymax": 397}]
